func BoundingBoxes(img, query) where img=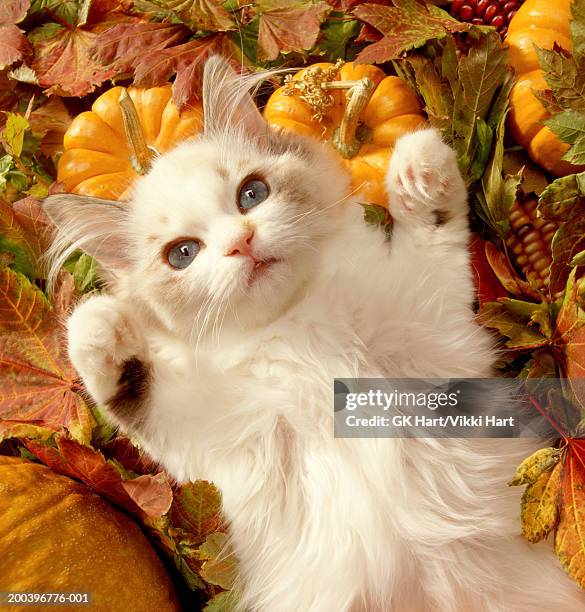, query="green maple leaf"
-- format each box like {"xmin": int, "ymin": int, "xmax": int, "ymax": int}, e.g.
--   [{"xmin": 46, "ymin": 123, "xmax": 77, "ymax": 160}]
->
[
  {"xmin": 539, "ymin": 172, "xmax": 585, "ymax": 222},
  {"xmin": 535, "ymin": 46, "xmax": 585, "ymax": 113},
  {"xmin": 477, "ymin": 298, "xmax": 552, "ymax": 351},
  {"xmin": 546, "ymin": 110, "xmax": 585, "ymax": 165}
]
